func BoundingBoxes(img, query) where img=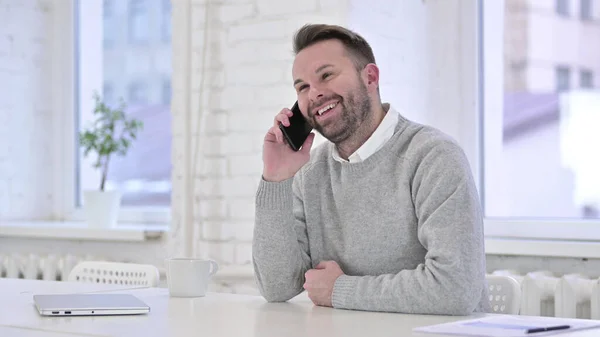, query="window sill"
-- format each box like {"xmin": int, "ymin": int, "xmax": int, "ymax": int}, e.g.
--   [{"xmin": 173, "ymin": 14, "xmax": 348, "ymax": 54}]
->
[
  {"xmin": 0, "ymin": 221, "xmax": 168, "ymax": 242},
  {"xmin": 485, "ymin": 237, "xmax": 600, "ymax": 259}
]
